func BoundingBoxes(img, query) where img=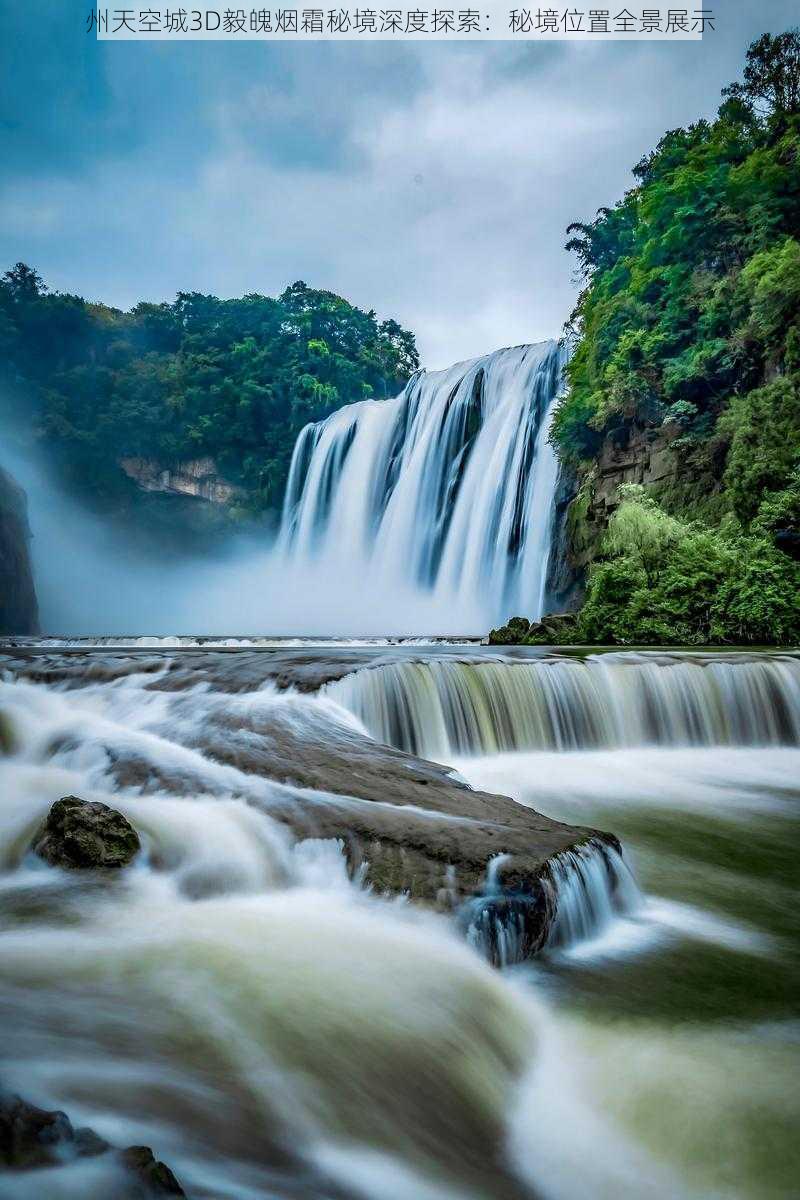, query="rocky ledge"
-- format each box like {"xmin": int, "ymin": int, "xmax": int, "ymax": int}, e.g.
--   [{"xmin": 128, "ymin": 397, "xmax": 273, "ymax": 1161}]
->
[
  {"xmin": 0, "ymin": 1090, "xmax": 185, "ymax": 1196},
  {"xmin": 4, "ymin": 649, "xmax": 619, "ymax": 958}
]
